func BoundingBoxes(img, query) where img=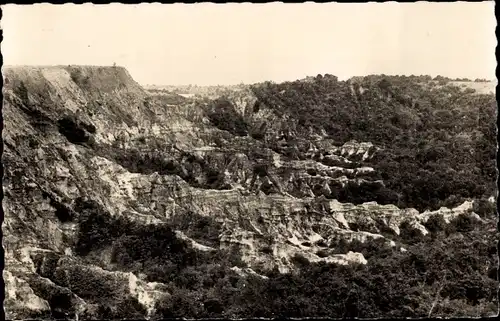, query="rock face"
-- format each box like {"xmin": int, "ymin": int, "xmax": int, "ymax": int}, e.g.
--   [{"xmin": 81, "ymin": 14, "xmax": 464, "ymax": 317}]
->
[{"xmin": 2, "ymin": 66, "xmax": 495, "ymax": 319}]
